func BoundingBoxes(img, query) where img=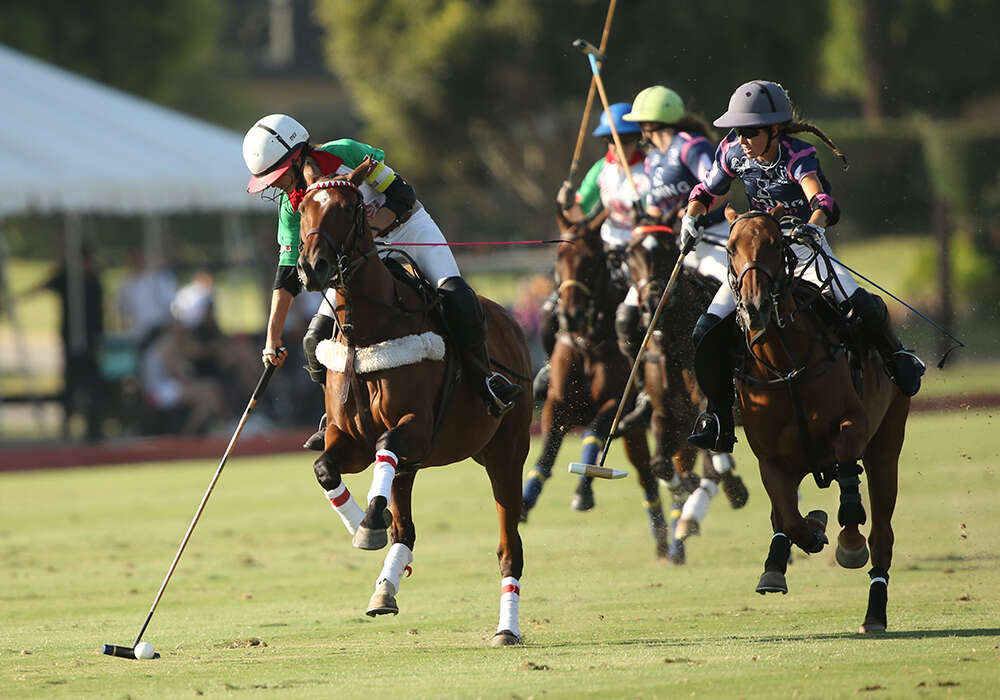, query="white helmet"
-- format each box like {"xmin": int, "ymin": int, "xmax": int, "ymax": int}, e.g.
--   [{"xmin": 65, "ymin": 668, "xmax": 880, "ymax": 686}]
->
[{"xmin": 243, "ymin": 114, "xmax": 309, "ymax": 193}]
